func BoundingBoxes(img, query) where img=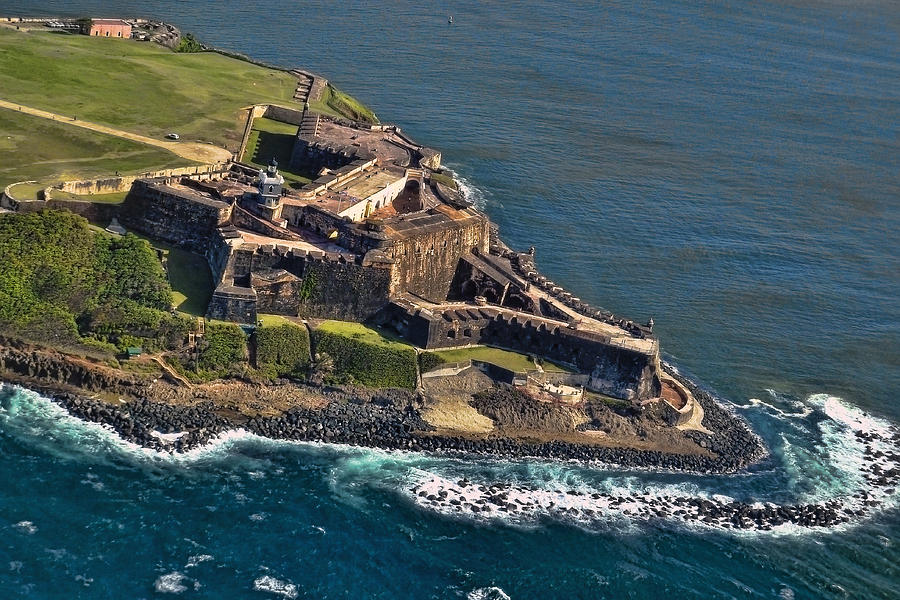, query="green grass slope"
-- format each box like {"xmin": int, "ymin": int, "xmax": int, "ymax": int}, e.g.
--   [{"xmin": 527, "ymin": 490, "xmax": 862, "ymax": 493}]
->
[
  {"xmin": 0, "ymin": 109, "xmax": 187, "ymax": 190},
  {"xmin": 0, "ymin": 28, "xmax": 298, "ymax": 149}
]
